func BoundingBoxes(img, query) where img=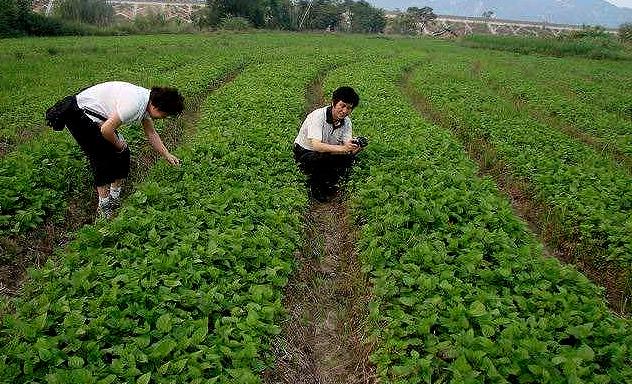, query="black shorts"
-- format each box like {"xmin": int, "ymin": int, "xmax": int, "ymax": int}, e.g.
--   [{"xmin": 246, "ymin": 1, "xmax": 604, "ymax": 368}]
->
[{"xmin": 66, "ymin": 108, "xmax": 130, "ymax": 187}]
